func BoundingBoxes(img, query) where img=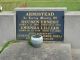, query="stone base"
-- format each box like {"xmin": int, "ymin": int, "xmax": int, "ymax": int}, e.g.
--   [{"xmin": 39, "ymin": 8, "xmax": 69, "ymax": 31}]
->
[
  {"xmin": 72, "ymin": 49, "xmax": 80, "ymax": 60},
  {"xmin": 0, "ymin": 41, "xmax": 72, "ymax": 60}
]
